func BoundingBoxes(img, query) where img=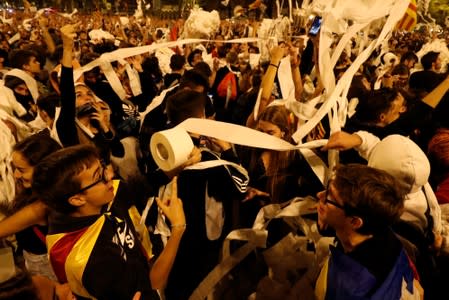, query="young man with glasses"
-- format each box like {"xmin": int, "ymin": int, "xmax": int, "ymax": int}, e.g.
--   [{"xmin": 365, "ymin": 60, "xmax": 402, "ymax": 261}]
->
[
  {"xmin": 32, "ymin": 145, "xmax": 186, "ymax": 299},
  {"xmin": 315, "ymin": 164, "xmax": 423, "ymax": 300}
]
